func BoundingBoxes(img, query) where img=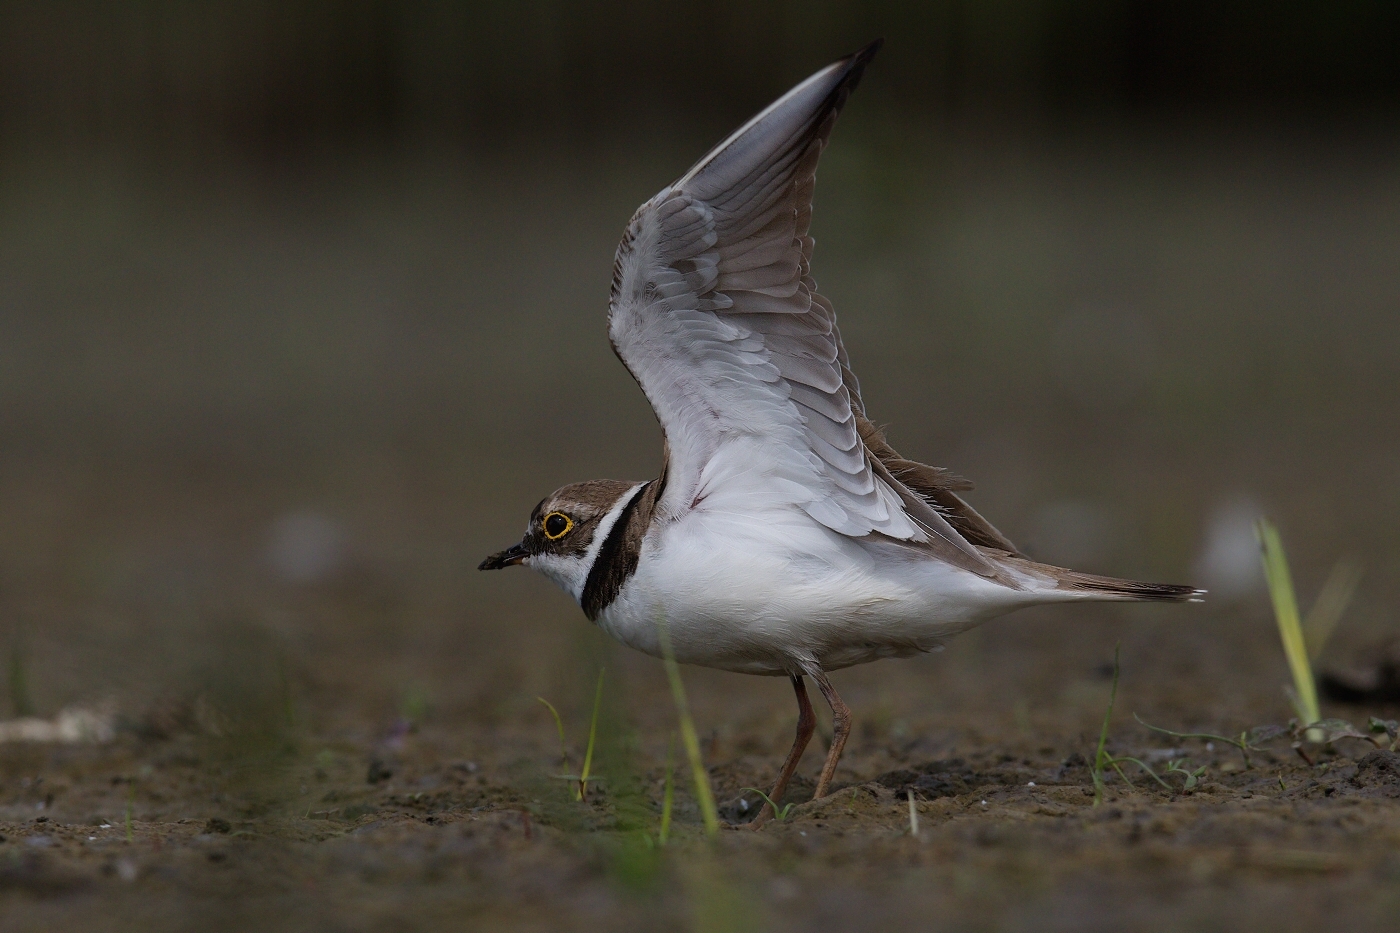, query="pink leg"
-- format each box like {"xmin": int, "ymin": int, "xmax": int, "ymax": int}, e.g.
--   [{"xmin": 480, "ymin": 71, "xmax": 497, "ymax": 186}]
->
[
  {"xmin": 749, "ymin": 675, "xmax": 816, "ymax": 829},
  {"xmin": 810, "ymin": 668, "xmax": 852, "ymax": 800}
]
